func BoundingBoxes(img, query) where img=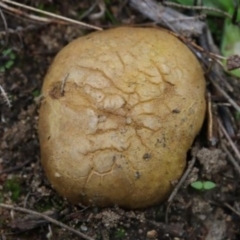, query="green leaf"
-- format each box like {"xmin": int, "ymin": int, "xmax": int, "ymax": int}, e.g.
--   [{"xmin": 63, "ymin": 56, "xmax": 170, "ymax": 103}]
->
[
  {"xmin": 104, "ymin": 8, "xmax": 118, "ymax": 24},
  {"xmin": 2, "ymin": 48, "xmax": 12, "ymax": 56},
  {"xmin": 201, "ymin": 0, "xmax": 233, "ymax": 12},
  {"xmin": 5, "ymin": 60, "xmax": 14, "ymax": 69},
  {"xmin": 4, "ymin": 178, "xmax": 21, "ymax": 201},
  {"xmin": 191, "ymin": 181, "xmax": 203, "ymax": 190},
  {"xmin": 0, "ymin": 66, "xmax": 5, "ymax": 72},
  {"xmin": 203, "ymin": 181, "xmax": 216, "ymax": 190},
  {"xmin": 235, "ymin": 111, "xmax": 240, "ymax": 120},
  {"xmin": 114, "ymin": 228, "xmax": 126, "ymax": 239},
  {"xmin": 9, "ymin": 53, "xmax": 16, "ymax": 59},
  {"xmin": 32, "ymin": 89, "xmax": 41, "ymax": 97},
  {"xmin": 221, "ymin": 18, "xmax": 240, "ymax": 78}
]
